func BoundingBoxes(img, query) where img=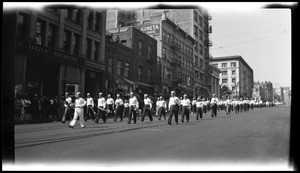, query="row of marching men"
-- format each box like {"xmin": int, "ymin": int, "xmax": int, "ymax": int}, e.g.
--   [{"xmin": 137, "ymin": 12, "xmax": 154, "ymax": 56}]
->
[{"xmin": 62, "ymin": 90, "xmax": 271, "ymax": 128}]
